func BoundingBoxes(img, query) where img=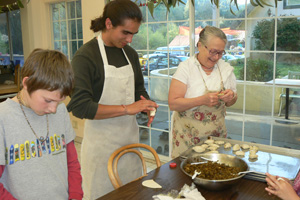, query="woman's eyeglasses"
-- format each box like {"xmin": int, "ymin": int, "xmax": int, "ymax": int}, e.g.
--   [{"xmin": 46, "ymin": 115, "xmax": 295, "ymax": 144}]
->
[{"xmin": 205, "ymin": 46, "xmax": 226, "ymax": 57}]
